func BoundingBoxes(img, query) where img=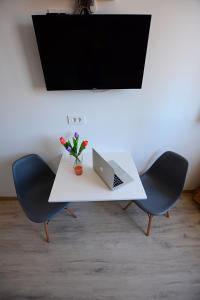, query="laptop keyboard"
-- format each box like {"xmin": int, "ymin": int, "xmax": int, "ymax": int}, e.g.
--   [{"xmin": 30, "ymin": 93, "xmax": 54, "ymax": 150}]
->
[{"xmin": 113, "ymin": 174, "xmax": 124, "ymax": 188}]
